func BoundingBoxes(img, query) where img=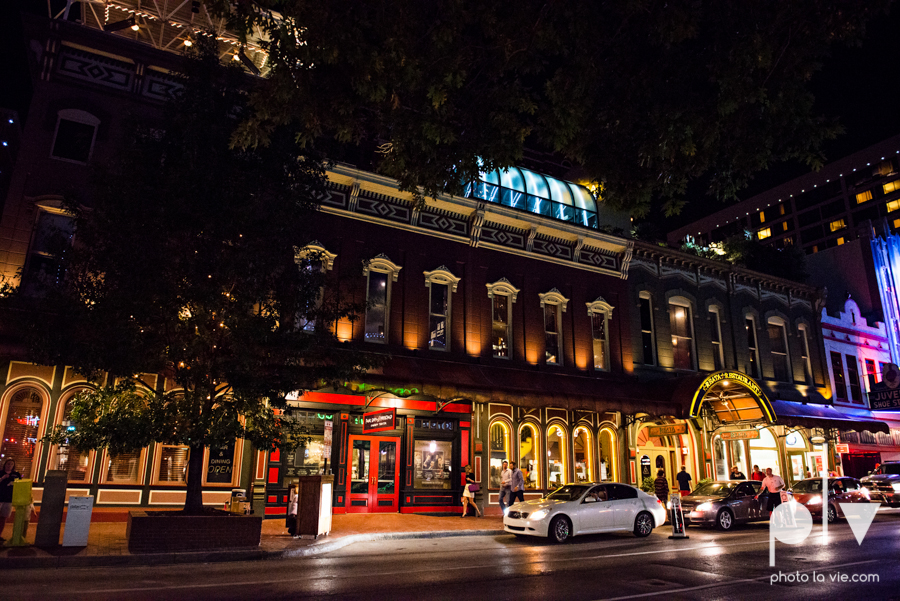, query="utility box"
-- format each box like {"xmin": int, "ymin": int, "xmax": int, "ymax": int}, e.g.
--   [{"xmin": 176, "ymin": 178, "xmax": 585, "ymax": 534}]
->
[
  {"xmin": 35, "ymin": 470, "xmax": 67, "ymax": 547},
  {"xmin": 12, "ymin": 478, "xmax": 32, "ymax": 506},
  {"xmin": 295, "ymin": 475, "xmax": 334, "ymax": 539}
]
